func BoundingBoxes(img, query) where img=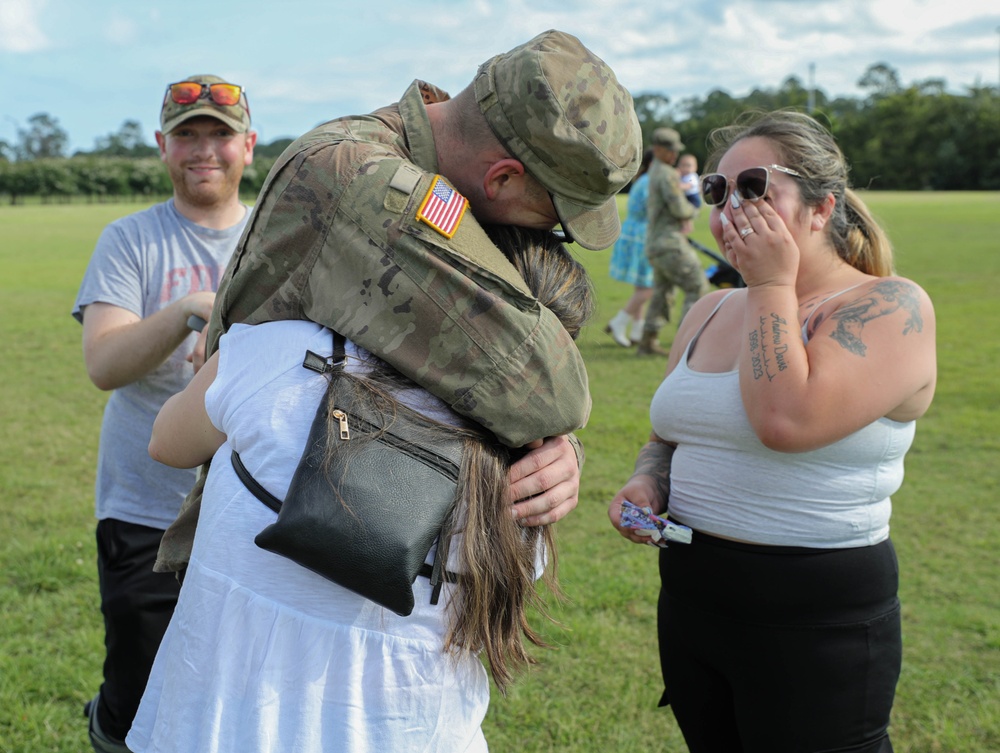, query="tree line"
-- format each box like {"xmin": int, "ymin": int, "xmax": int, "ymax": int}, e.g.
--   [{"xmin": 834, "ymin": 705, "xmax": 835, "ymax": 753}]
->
[
  {"xmin": 1, "ymin": 63, "xmax": 998, "ymax": 204},
  {"xmin": 656, "ymin": 64, "xmax": 1000, "ymax": 192},
  {"xmin": 0, "ymin": 116, "xmax": 292, "ymax": 204}
]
